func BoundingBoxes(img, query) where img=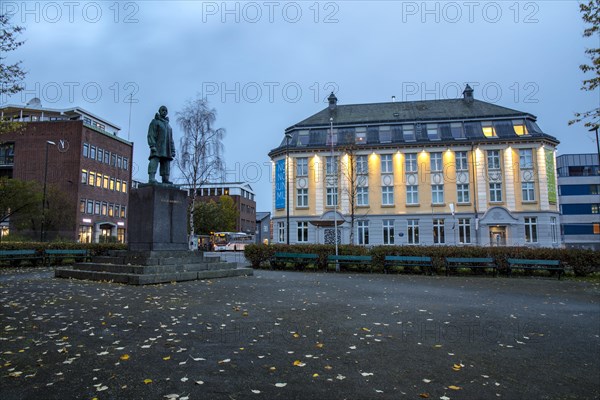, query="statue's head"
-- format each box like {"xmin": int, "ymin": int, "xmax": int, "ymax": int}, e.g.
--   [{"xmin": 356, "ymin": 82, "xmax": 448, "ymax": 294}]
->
[{"xmin": 158, "ymin": 106, "xmax": 168, "ymax": 117}]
